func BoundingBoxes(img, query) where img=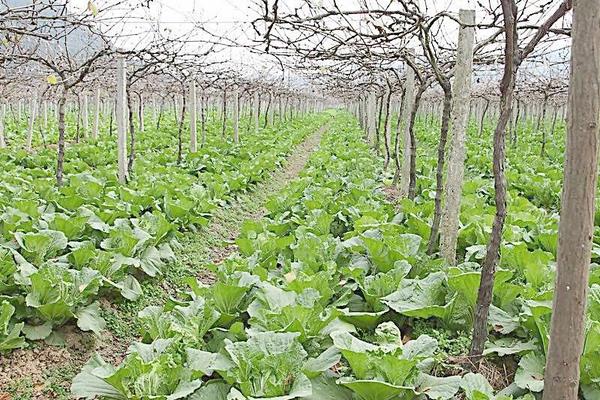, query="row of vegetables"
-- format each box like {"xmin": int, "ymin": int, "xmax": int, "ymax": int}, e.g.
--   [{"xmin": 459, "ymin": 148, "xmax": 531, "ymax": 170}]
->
[
  {"xmin": 407, "ymin": 118, "xmax": 600, "ymax": 398},
  {"xmin": 65, "ymin": 113, "xmax": 589, "ymax": 400},
  {"xmin": 0, "ymin": 113, "xmax": 326, "ymax": 349}
]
